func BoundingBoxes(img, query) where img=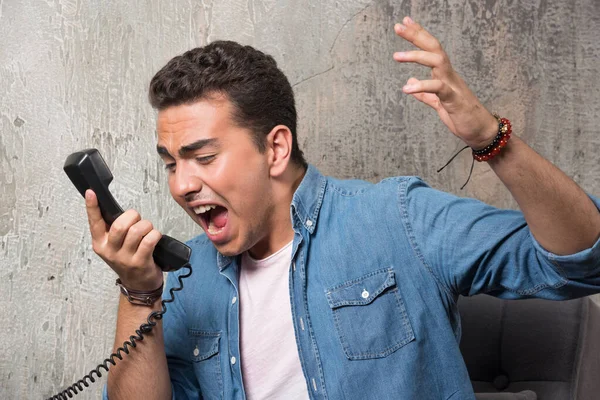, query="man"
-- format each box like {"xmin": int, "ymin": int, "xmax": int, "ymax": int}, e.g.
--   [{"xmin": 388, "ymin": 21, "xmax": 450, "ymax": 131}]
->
[{"xmin": 91, "ymin": 17, "xmax": 600, "ymax": 399}]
